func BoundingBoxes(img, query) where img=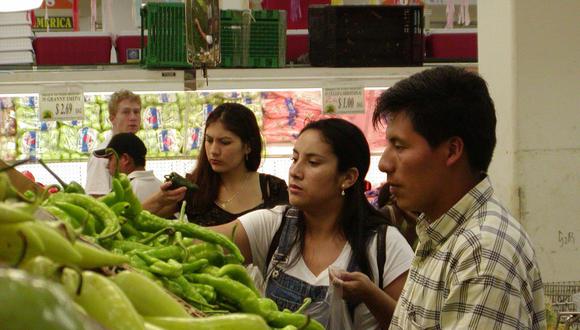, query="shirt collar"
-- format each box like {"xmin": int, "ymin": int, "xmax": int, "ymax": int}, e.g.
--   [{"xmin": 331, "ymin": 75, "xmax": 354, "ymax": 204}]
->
[
  {"xmin": 127, "ymin": 170, "xmax": 154, "ymax": 179},
  {"xmin": 416, "ymin": 175, "xmax": 494, "ymax": 247}
]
